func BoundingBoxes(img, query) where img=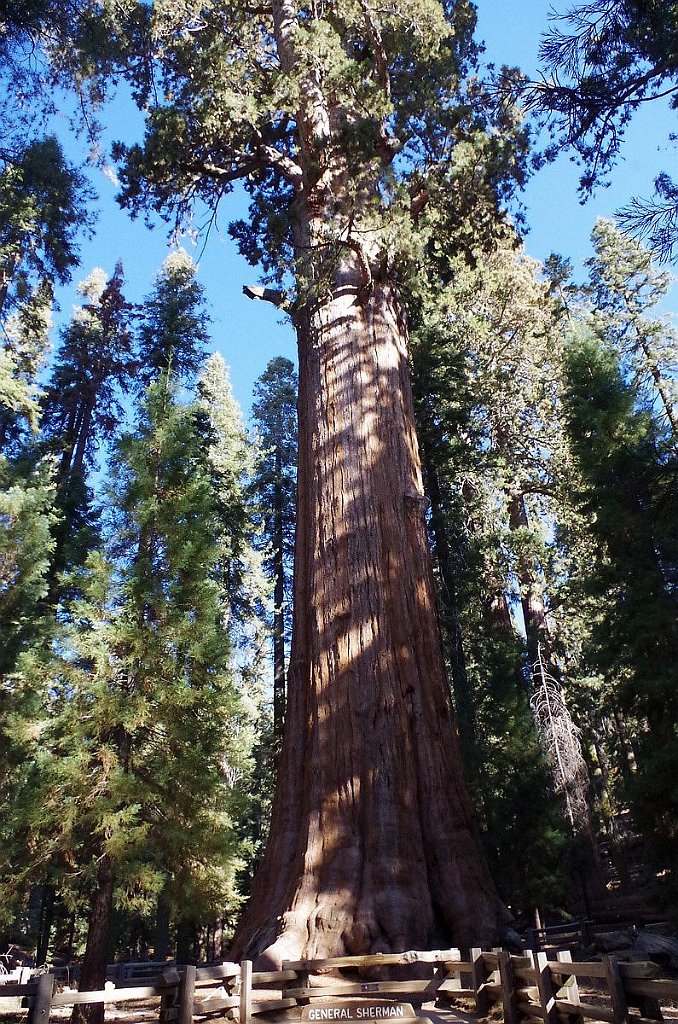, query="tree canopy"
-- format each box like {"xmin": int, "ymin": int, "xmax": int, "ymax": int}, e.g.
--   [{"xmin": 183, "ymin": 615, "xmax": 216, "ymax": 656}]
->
[{"xmin": 517, "ymin": 0, "xmax": 678, "ymax": 260}]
